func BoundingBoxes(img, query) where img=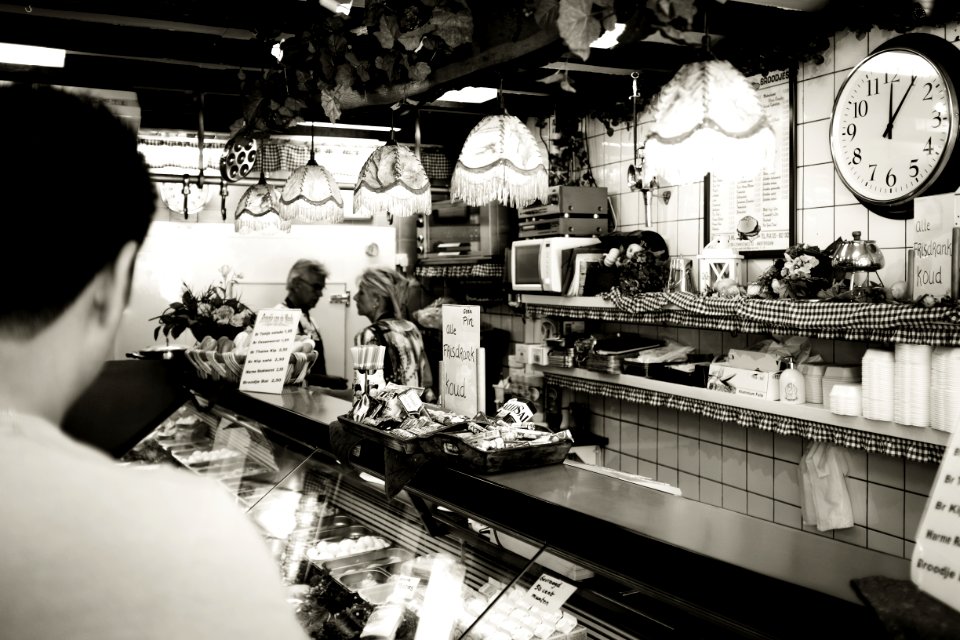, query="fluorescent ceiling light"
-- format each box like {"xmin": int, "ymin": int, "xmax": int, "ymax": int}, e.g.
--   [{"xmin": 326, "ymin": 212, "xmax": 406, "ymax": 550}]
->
[
  {"xmin": 300, "ymin": 121, "xmax": 397, "ymax": 132},
  {"xmin": 319, "ymin": 0, "xmax": 353, "ymax": 15},
  {"xmin": 591, "ymin": 23, "xmax": 625, "ymax": 49},
  {"xmin": 437, "ymin": 86, "xmax": 498, "ymax": 104},
  {"xmin": 358, "ymin": 472, "xmax": 385, "ymax": 486},
  {"xmin": 0, "ymin": 43, "xmax": 65, "ymax": 68}
]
